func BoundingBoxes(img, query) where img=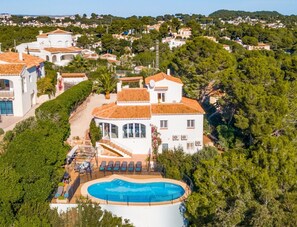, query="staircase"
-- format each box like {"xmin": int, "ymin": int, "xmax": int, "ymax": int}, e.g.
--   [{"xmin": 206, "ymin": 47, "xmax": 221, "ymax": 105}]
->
[{"xmin": 99, "ymin": 139, "xmax": 132, "ymax": 158}]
